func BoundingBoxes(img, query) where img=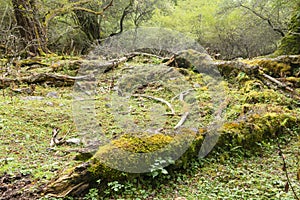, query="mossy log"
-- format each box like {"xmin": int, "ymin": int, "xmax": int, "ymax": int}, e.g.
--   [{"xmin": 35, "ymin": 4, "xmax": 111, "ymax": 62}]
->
[
  {"xmin": 214, "ymin": 55, "xmax": 300, "ymax": 100},
  {"xmin": 0, "ymin": 73, "xmax": 90, "ymax": 88},
  {"xmin": 0, "ymin": 57, "xmax": 129, "ymax": 89},
  {"xmin": 44, "ymin": 131, "xmax": 204, "ymax": 197}
]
